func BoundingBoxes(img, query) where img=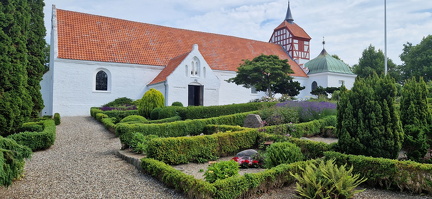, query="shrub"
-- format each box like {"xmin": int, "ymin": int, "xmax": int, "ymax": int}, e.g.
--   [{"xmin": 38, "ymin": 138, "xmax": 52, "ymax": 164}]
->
[
  {"xmin": 204, "ymin": 160, "xmax": 239, "ymax": 183},
  {"xmin": 258, "ymin": 134, "xmax": 336, "ymax": 160},
  {"xmin": 262, "ymin": 115, "xmax": 337, "ymax": 138},
  {"xmin": 116, "ymin": 111, "xmax": 256, "ymax": 138},
  {"xmin": 171, "ymin": 101, "xmax": 183, "ymax": 107},
  {"xmin": 0, "ymin": 137, "xmax": 32, "ymax": 186},
  {"xmin": 120, "ymin": 132, "xmax": 158, "ymax": 153},
  {"xmin": 158, "ymin": 106, "xmax": 178, "ymax": 119},
  {"xmin": 331, "ymin": 90, "xmax": 341, "ymax": 101},
  {"xmin": 182, "ymin": 102, "xmax": 276, "ymax": 120},
  {"xmin": 400, "ymin": 77, "xmax": 431, "ymax": 161},
  {"xmin": 259, "ymin": 105, "xmax": 299, "ymax": 126},
  {"xmin": 138, "ymin": 89, "xmax": 165, "ymax": 118},
  {"xmin": 276, "ymin": 101, "xmax": 337, "ymax": 122},
  {"xmin": 291, "ymin": 159, "xmax": 367, "ymax": 199},
  {"xmin": 150, "ymin": 107, "xmax": 162, "ymax": 120},
  {"xmin": 54, "ymin": 113, "xmax": 61, "ymax": 125},
  {"xmin": 103, "ymin": 97, "xmax": 134, "ymax": 107},
  {"xmin": 18, "ymin": 122, "xmax": 43, "ymax": 132},
  {"xmin": 337, "ymin": 75, "xmax": 403, "ymax": 159},
  {"xmin": 7, "ymin": 119, "xmax": 56, "ymax": 151},
  {"xmin": 141, "ymin": 158, "xmax": 215, "ymax": 198},
  {"xmin": 325, "ymin": 151, "xmax": 432, "ymax": 194},
  {"xmin": 90, "ymin": 107, "xmax": 139, "ymax": 122},
  {"xmin": 119, "ymin": 115, "xmax": 148, "ymax": 124},
  {"xmin": 265, "ymin": 142, "xmax": 304, "ymax": 168},
  {"xmin": 146, "ymin": 129, "xmax": 259, "ymax": 164}
]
